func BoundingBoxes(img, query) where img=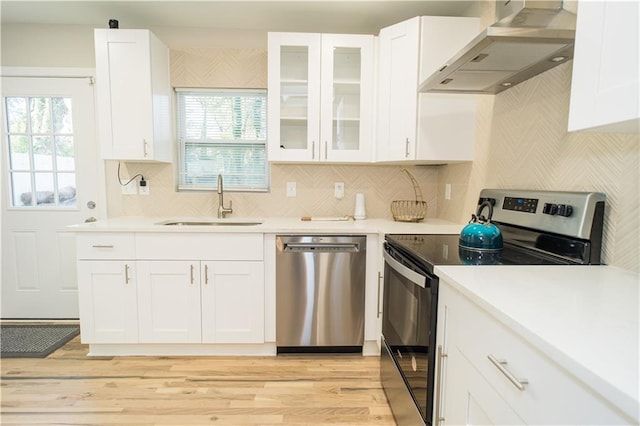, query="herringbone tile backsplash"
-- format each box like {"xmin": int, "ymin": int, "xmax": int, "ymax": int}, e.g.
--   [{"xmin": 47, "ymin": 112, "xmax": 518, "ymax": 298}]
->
[{"xmin": 110, "ymin": 47, "xmax": 639, "ymax": 272}]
